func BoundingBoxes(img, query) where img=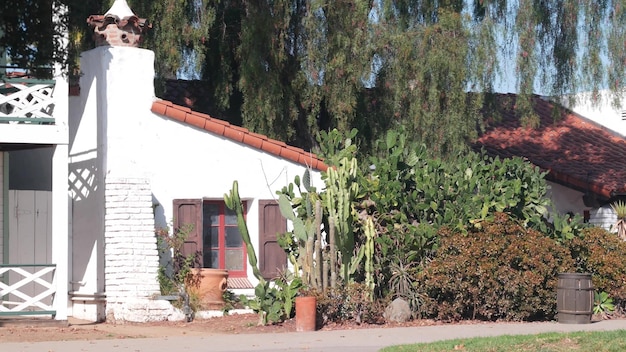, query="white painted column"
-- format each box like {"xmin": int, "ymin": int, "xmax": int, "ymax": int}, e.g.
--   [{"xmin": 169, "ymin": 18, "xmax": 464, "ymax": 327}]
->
[
  {"xmin": 51, "ymin": 1, "xmax": 70, "ymax": 317},
  {"xmin": 51, "ymin": 144, "xmax": 69, "ymax": 320}
]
